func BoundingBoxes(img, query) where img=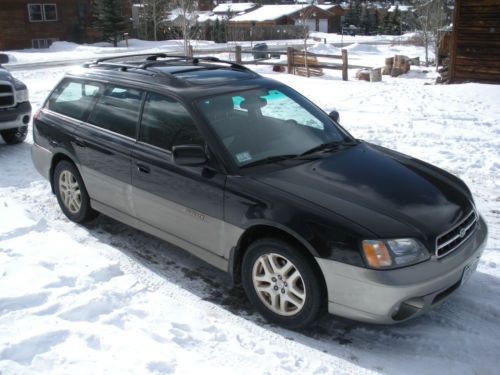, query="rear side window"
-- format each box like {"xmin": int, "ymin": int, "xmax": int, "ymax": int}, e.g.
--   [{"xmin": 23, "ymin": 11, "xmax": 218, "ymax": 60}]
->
[
  {"xmin": 139, "ymin": 93, "xmax": 203, "ymax": 151},
  {"xmin": 47, "ymin": 80, "xmax": 101, "ymax": 121},
  {"xmin": 88, "ymin": 85, "xmax": 144, "ymax": 138}
]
